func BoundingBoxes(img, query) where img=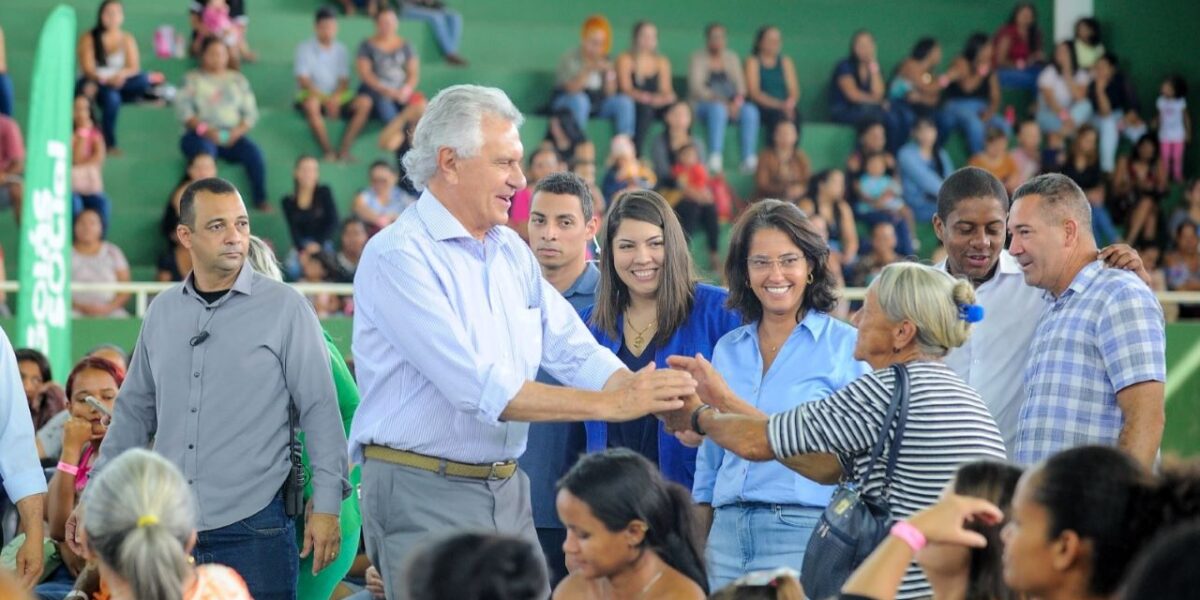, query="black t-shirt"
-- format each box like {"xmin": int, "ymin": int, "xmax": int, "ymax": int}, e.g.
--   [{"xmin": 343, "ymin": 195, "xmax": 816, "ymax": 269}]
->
[{"xmin": 196, "ymin": 288, "xmax": 231, "ymax": 305}]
